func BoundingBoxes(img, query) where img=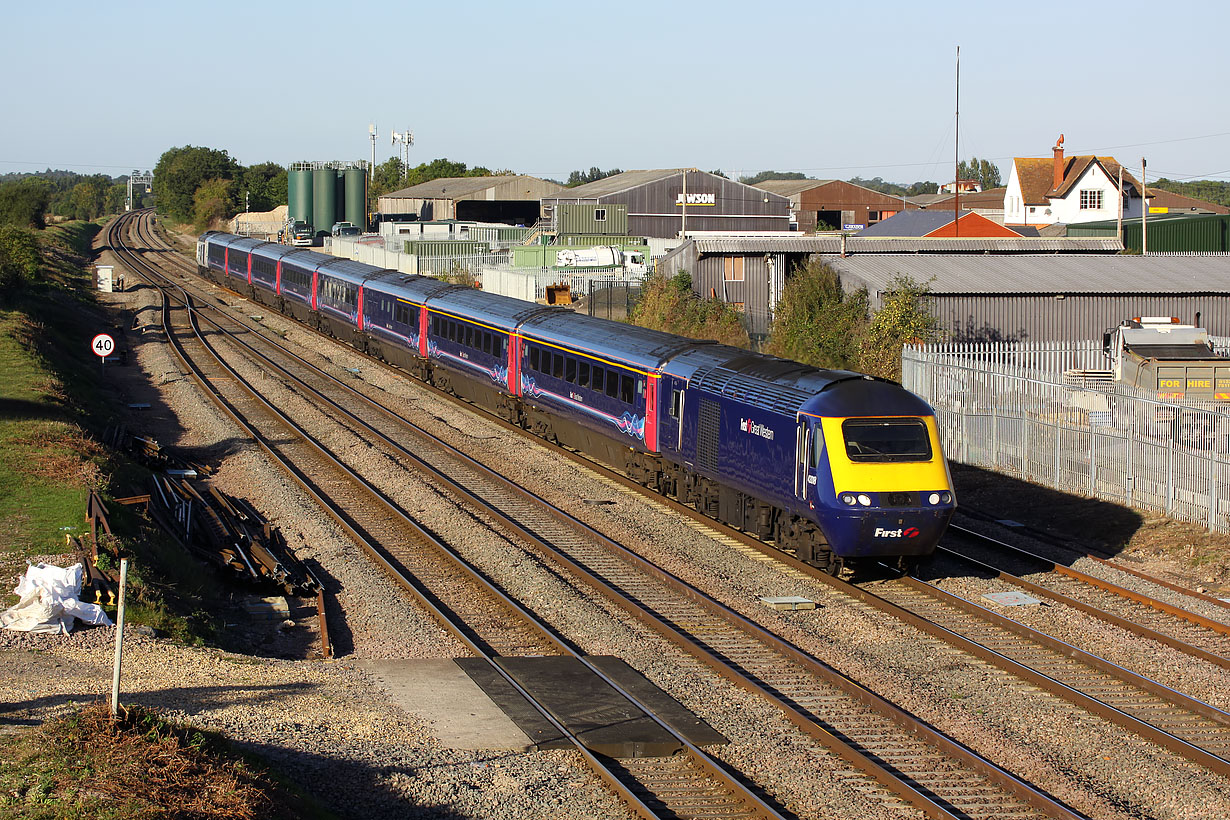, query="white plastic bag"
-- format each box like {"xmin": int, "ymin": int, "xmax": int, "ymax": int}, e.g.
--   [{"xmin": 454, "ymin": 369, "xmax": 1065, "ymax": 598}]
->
[{"xmin": 1, "ymin": 563, "xmax": 113, "ymax": 634}]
